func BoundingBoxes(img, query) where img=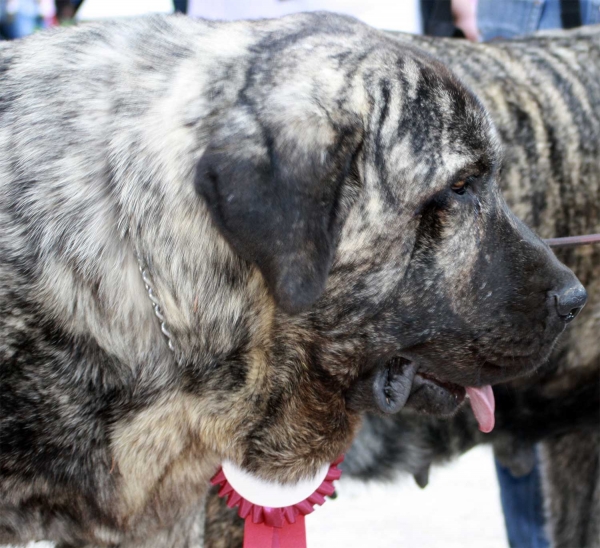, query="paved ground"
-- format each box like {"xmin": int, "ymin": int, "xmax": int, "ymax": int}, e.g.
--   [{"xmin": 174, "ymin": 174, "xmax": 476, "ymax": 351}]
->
[
  {"xmin": 10, "ymin": 446, "xmax": 508, "ymax": 548},
  {"xmin": 308, "ymin": 445, "xmax": 508, "ymax": 547}
]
